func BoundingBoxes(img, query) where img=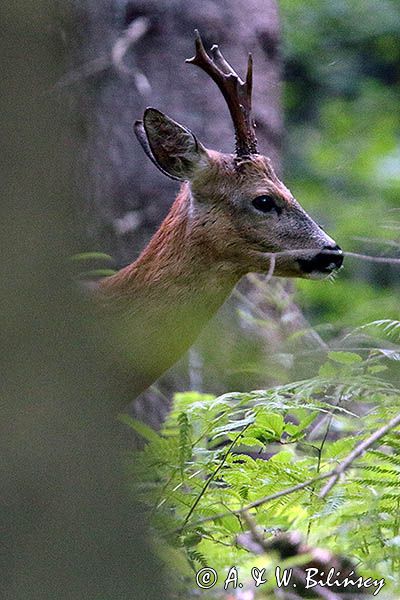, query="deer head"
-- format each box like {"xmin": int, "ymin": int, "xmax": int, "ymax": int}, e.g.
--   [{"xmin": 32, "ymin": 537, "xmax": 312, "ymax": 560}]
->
[{"xmin": 133, "ymin": 30, "xmax": 343, "ymax": 280}]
